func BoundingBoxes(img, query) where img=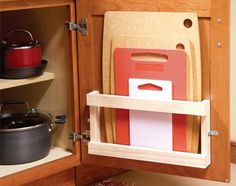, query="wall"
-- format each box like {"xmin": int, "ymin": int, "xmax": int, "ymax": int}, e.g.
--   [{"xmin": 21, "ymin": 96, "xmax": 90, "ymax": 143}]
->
[{"xmin": 230, "ymin": 0, "xmax": 236, "ymax": 142}]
